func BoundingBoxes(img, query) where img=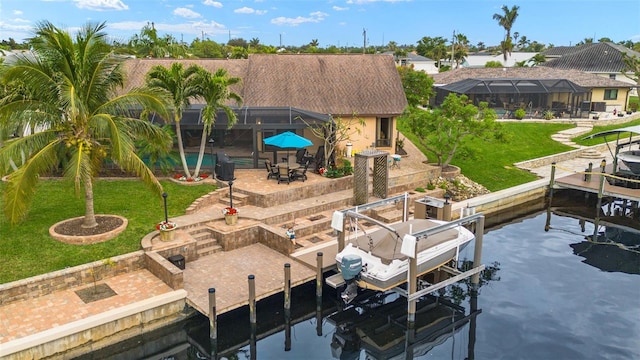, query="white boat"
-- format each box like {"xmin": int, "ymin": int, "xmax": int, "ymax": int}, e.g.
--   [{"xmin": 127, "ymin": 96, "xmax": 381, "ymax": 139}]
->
[
  {"xmin": 336, "ymin": 218, "xmax": 475, "ymax": 296},
  {"xmin": 616, "ymin": 150, "xmax": 640, "ymax": 174}
]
